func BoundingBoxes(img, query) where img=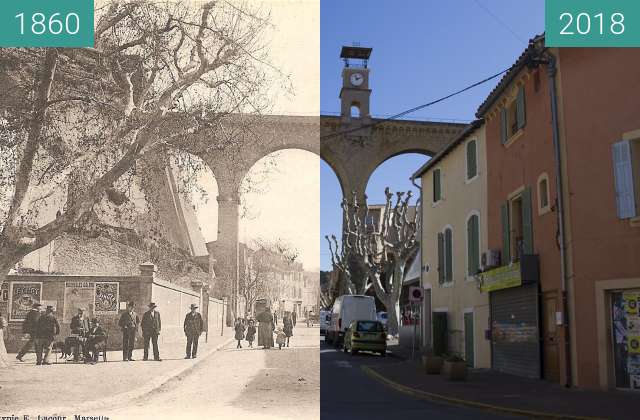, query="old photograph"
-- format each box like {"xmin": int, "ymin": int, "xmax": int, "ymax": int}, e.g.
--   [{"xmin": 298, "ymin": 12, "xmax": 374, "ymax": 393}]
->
[{"xmin": 1, "ymin": 1, "xmax": 319, "ymax": 419}]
